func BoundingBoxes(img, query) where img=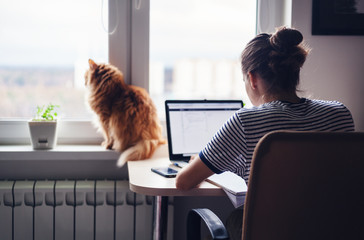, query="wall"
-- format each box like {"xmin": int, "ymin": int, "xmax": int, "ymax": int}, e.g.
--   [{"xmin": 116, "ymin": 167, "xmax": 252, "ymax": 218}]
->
[{"xmin": 292, "ymin": 1, "xmax": 364, "ymax": 131}]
